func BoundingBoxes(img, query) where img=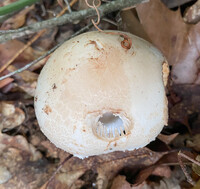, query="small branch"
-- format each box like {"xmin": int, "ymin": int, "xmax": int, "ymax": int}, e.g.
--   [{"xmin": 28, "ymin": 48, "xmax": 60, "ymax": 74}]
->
[
  {"xmin": 64, "ymin": 0, "xmax": 72, "ymax": 13},
  {"xmin": 0, "ymin": 0, "xmax": 148, "ymax": 42},
  {"xmin": 0, "ymin": 23, "xmax": 93, "ymax": 81},
  {"xmin": 178, "ymin": 151, "xmax": 196, "ymax": 186},
  {"xmin": 179, "ymin": 152, "xmax": 200, "ymax": 167},
  {"xmin": 0, "ymin": 0, "xmax": 40, "ymax": 16},
  {"xmin": 45, "ymin": 154, "xmax": 73, "ymax": 188}
]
